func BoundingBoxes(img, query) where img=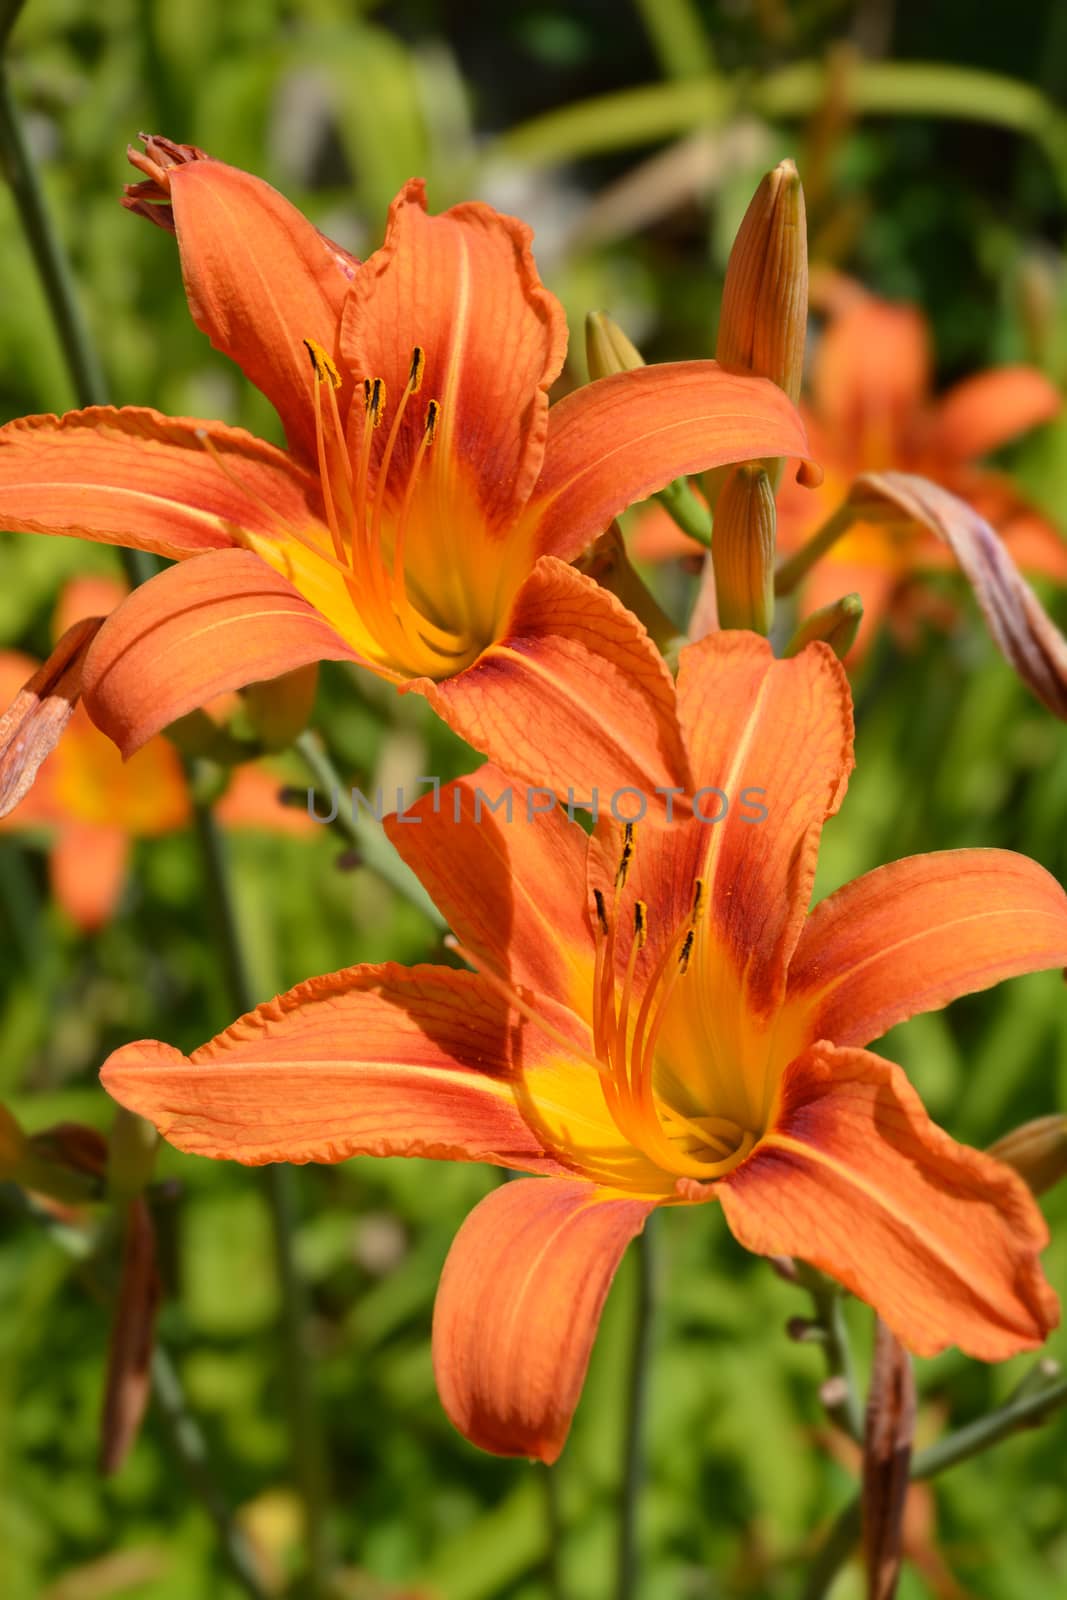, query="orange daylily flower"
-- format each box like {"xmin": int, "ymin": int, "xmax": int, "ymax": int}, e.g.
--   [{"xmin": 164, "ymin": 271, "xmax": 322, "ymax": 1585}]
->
[
  {"xmin": 101, "ymin": 633, "xmax": 1067, "ymax": 1463},
  {"xmin": 0, "ymin": 137, "xmax": 813, "ymax": 798},
  {"xmin": 0, "ymin": 575, "xmax": 311, "ymax": 929}
]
